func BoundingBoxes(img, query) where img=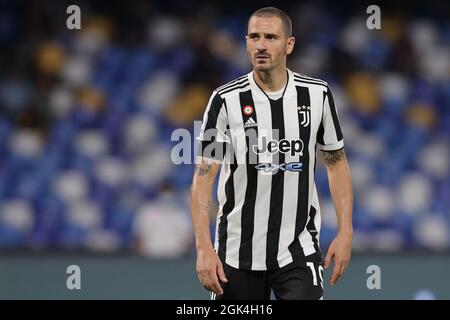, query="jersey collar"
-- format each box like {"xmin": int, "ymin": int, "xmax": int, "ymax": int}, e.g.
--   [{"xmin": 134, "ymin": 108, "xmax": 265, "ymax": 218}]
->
[{"xmin": 248, "ymin": 68, "xmax": 296, "ymax": 101}]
